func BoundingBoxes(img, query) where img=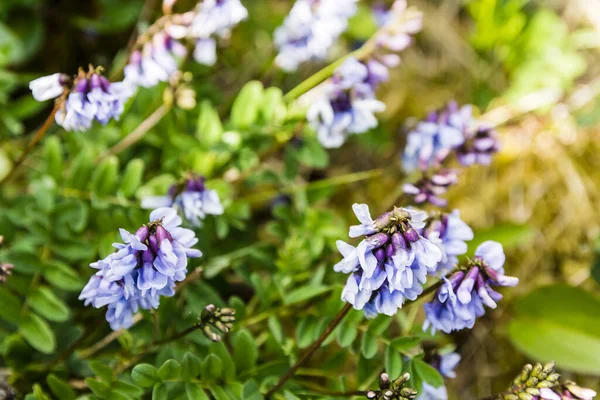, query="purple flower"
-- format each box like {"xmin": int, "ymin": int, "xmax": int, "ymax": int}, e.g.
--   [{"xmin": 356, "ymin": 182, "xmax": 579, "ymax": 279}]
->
[
  {"xmin": 423, "ymin": 241, "xmax": 518, "ymax": 334},
  {"xmin": 403, "ymin": 102, "xmax": 473, "ymax": 172},
  {"xmin": 29, "ymin": 73, "xmax": 69, "ymax": 101},
  {"xmin": 274, "ymin": 0, "xmax": 358, "ymax": 72},
  {"xmin": 417, "ymin": 383, "xmax": 448, "ymax": 400},
  {"xmin": 403, "ymin": 169, "xmax": 459, "ymax": 207},
  {"xmin": 80, "ymin": 207, "xmax": 202, "ymax": 330},
  {"xmin": 420, "ymin": 210, "xmax": 473, "ymax": 275},
  {"xmin": 54, "ymin": 68, "xmax": 134, "ymax": 132},
  {"xmin": 537, "ymin": 386, "xmax": 597, "ymax": 400},
  {"xmin": 124, "ymin": 33, "xmax": 187, "ymax": 88},
  {"xmin": 456, "ymin": 124, "xmax": 500, "ymax": 167},
  {"xmin": 142, "ymin": 175, "xmax": 224, "ymax": 227},
  {"xmin": 307, "ymin": 57, "xmax": 385, "ymax": 148},
  {"xmin": 336, "ymin": 204, "xmax": 443, "ymax": 317}
]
